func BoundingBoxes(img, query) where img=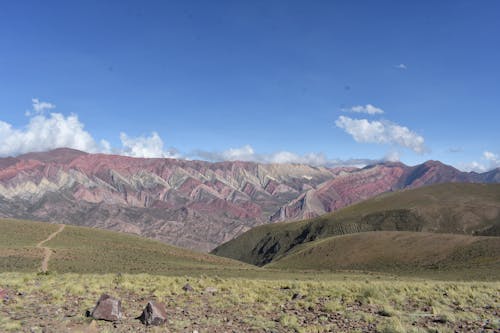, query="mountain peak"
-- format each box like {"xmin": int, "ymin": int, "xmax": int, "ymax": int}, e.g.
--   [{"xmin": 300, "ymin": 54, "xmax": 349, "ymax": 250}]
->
[{"xmin": 17, "ymin": 147, "xmax": 88, "ymax": 163}]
